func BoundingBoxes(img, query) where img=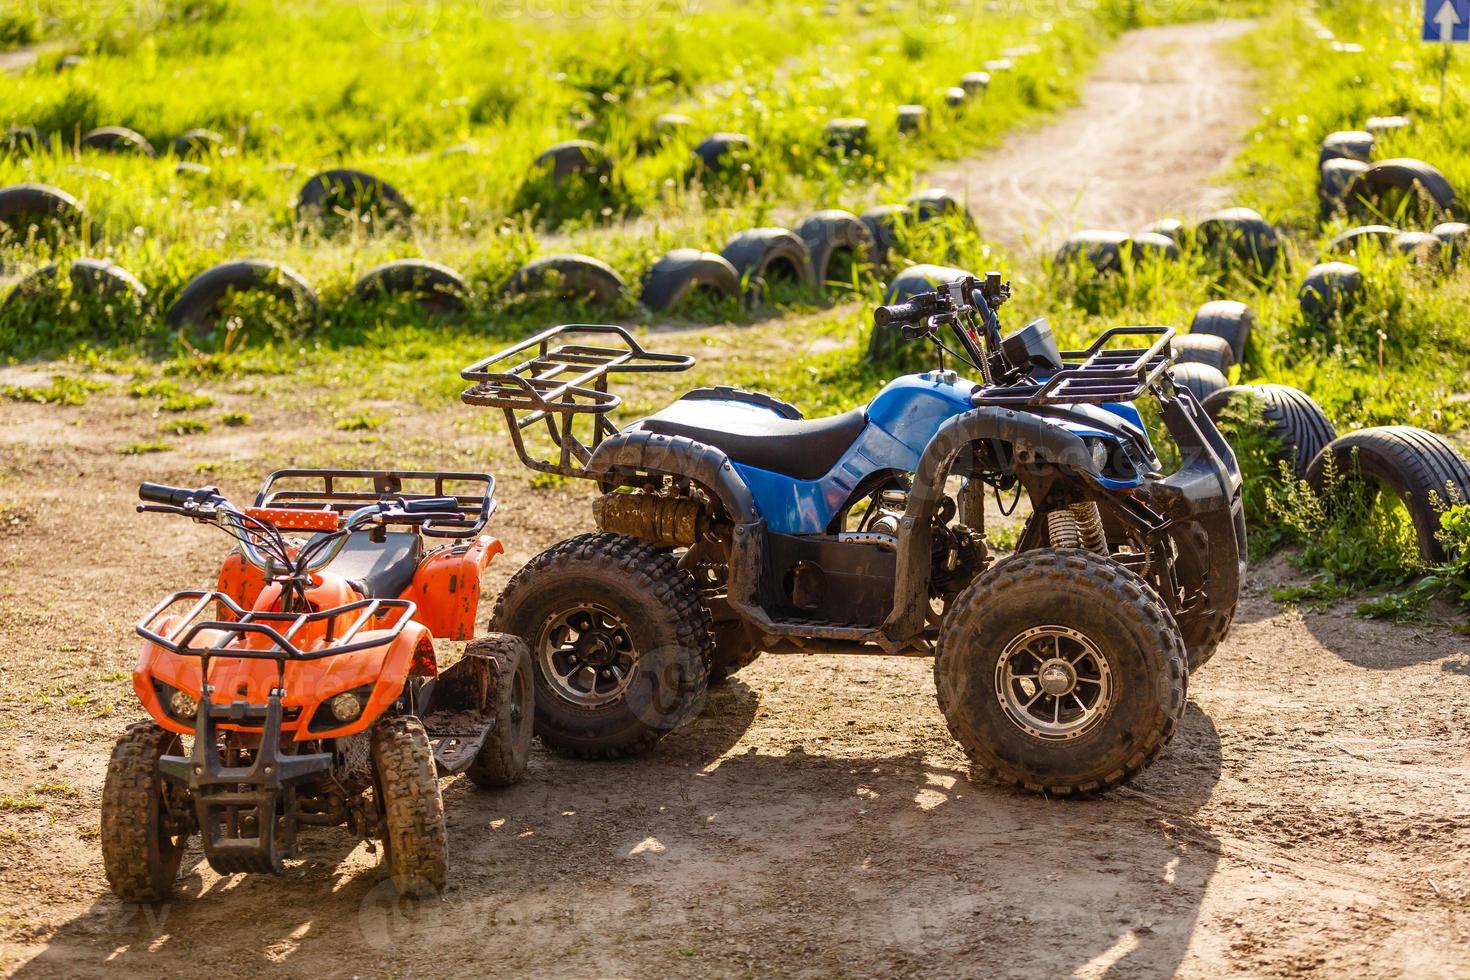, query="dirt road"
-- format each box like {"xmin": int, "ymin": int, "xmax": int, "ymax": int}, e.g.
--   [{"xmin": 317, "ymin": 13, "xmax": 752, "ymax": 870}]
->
[
  {"xmin": 2, "ymin": 19, "xmax": 1468, "ymax": 980},
  {"xmin": 924, "ymin": 20, "xmax": 1257, "ymax": 252}
]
